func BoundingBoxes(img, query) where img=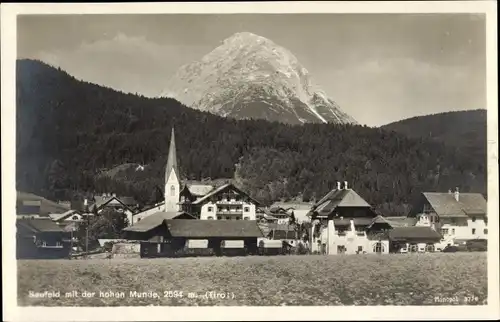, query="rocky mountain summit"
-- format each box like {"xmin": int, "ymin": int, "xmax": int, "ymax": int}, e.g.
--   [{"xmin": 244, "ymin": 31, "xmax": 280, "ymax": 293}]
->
[{"xmin": 161, "ymin": 32, "xmax": 357, "ymax": 125}]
